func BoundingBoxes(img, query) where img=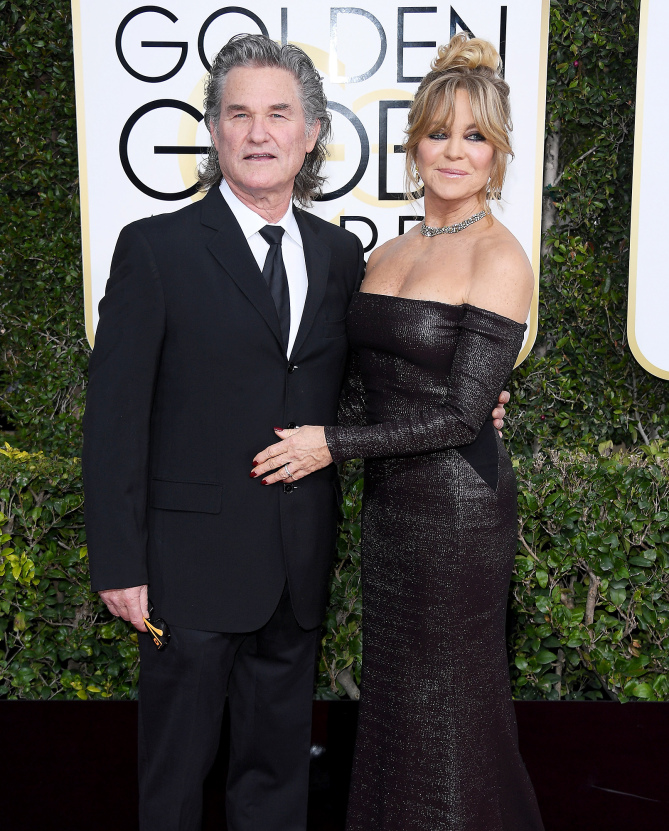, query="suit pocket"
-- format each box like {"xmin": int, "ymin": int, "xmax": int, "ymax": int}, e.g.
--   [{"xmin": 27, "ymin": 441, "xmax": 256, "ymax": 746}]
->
[{"xmin": 150, "ymin": 479, "xmax": 223, "ymax": 514}]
